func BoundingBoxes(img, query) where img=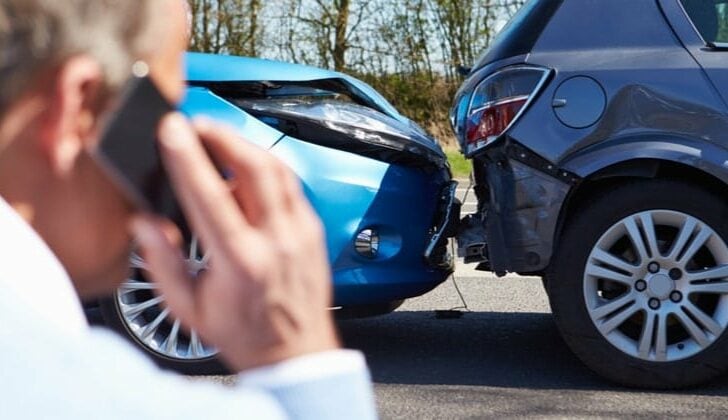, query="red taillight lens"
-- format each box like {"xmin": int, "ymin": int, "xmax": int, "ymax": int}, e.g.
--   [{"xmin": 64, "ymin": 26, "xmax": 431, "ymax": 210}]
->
[
  {"xmin": 466, "ymin": 96, "xmax": 528, "ymax": 152},
  {"xmin": 461, "ymin": 66, "xmax": 550, "ymax": 156}
]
